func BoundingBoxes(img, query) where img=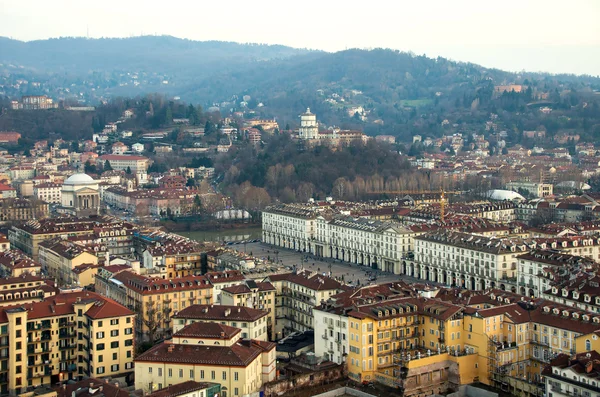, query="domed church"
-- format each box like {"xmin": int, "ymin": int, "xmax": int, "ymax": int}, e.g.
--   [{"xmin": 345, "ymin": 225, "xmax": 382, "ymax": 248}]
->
[{"xmin": 60, "ymin": 173, "xmax": 100, "ymax": 217}]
